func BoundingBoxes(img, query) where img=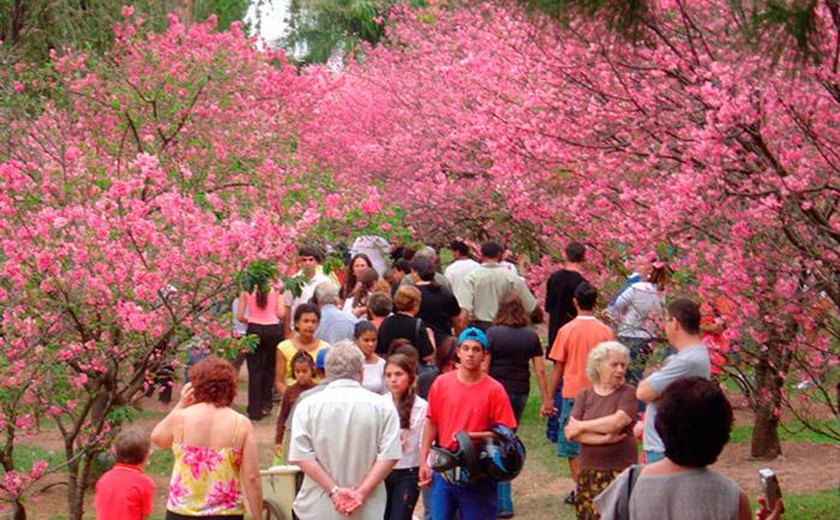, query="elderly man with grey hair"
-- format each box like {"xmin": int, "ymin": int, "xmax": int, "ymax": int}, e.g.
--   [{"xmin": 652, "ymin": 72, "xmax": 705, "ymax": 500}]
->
[
  {"xmin": 289, "ymin": 340, "xmax": 402, "ymax": 519},
  {"xmin": 313, "ymin": 281, "xmax": 357, "ymax": 345}
]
